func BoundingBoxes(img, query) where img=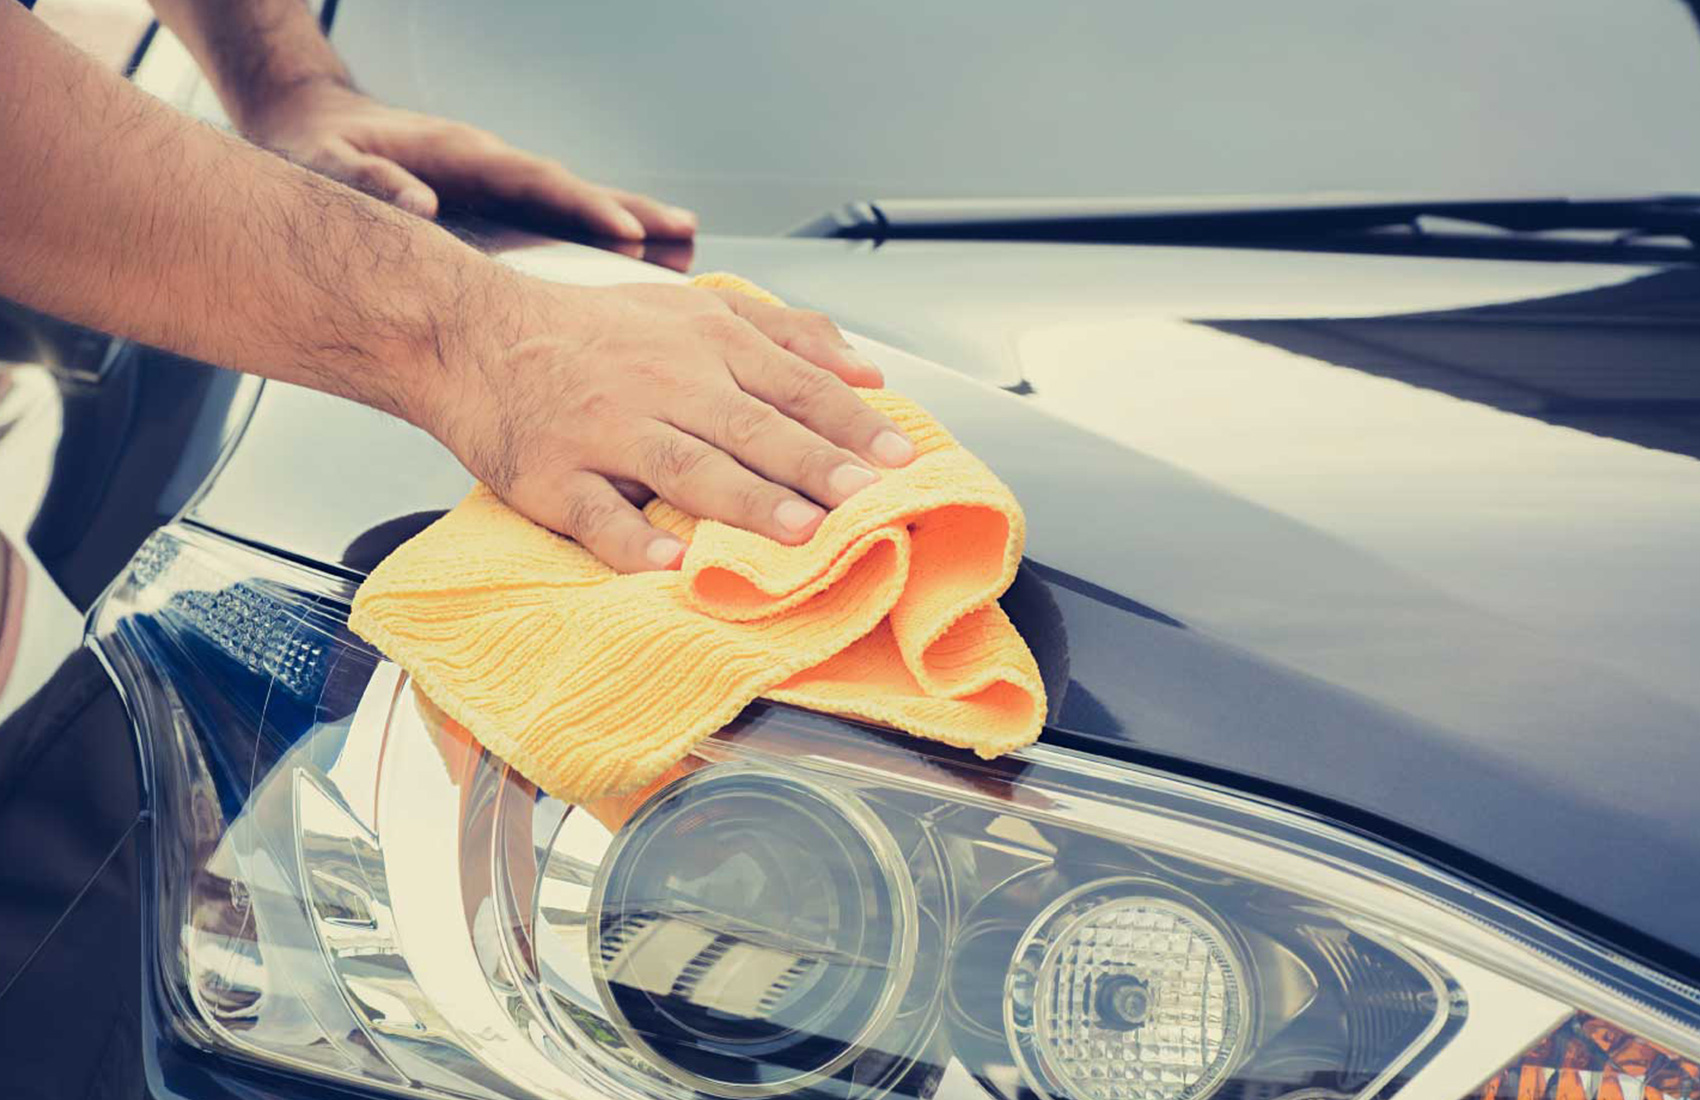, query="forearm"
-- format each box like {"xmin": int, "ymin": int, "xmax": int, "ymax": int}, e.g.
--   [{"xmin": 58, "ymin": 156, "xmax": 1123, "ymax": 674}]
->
[
  {"xmin": 145, "ymin": 0, "xmax": 350, "ymax": 132},
  {"xmin": 0, "ymin": 7, "xmax": 905, "ymax": 578},
  {"xmin": 0, "ymin": 6, "xmax": 507, "ymax": 421}
]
